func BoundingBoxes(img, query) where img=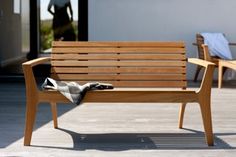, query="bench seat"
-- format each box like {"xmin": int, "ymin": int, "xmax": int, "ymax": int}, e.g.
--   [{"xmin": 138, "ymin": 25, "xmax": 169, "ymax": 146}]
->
[{"xmin": 39, "ymin": 88, "xmax": 197, "ymax": 103}]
